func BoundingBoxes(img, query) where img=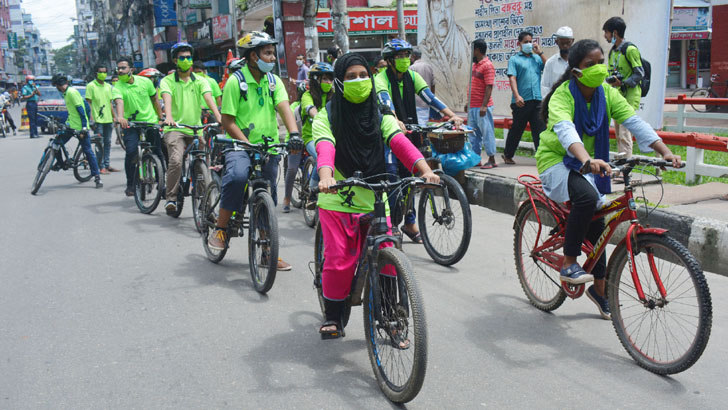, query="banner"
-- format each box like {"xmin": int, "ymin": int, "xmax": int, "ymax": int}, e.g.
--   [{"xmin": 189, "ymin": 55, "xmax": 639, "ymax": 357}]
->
[
  {"xmin": 316, "ymin": 9, "xmax": 418, "ymax": 36},
  {"xmin": 154, "ymin": 0, "xmax": 177, "ymax": 27},
  {"xmin": 673, "ymin": 7, "xmax": 710, "ymax": 31},
  {"xmin": 8, "ymin": 32, "xmax": 18, "ymax": 49},
  {"xmin": 212, "ymin": 14, "xmax": 231, "ymax": 44},
  {"xmin": 189, "ymin": 0, "xmax": 212, "ymax": 9}
]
